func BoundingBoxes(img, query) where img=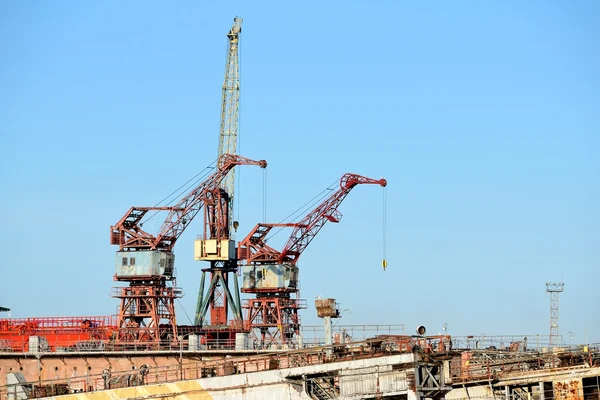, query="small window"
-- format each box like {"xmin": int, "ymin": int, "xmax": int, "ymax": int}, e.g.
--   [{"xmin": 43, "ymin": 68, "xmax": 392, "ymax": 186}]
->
[
  {"xmin": 122, "ymin": 257, "xmax": 128, "ymax": 266},
  {"xmin": 130, "ymin": 257, "xmax": 135, "ymax": 265}
]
